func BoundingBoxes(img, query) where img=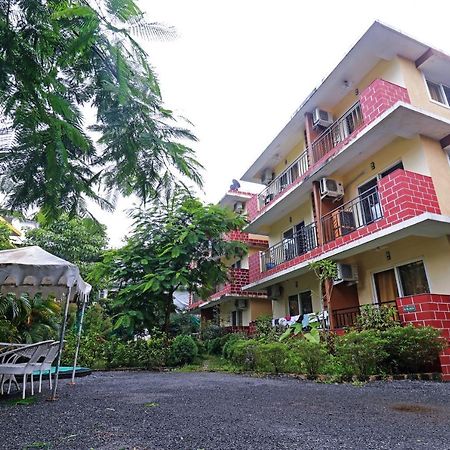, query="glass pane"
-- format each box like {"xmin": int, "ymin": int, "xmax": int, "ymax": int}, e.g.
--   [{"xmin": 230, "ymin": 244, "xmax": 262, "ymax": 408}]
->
[
  {"xmin": 398, "ymin": 261, "xmax": 430, "ymax": 296},
  {"xmin": 288, "ymin": 295, "xmax": 300, "ymax": 316},
  {"xmin": 443, "ymin": 85, "xmax": 450, "ymax": 105},
  {"xmin": 427, "ymin": 80, "xmax": 445, "ymax": 104},
  {"xmin": 299, "ymin": 291, "xmax": 313, "ymax": 314}
]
